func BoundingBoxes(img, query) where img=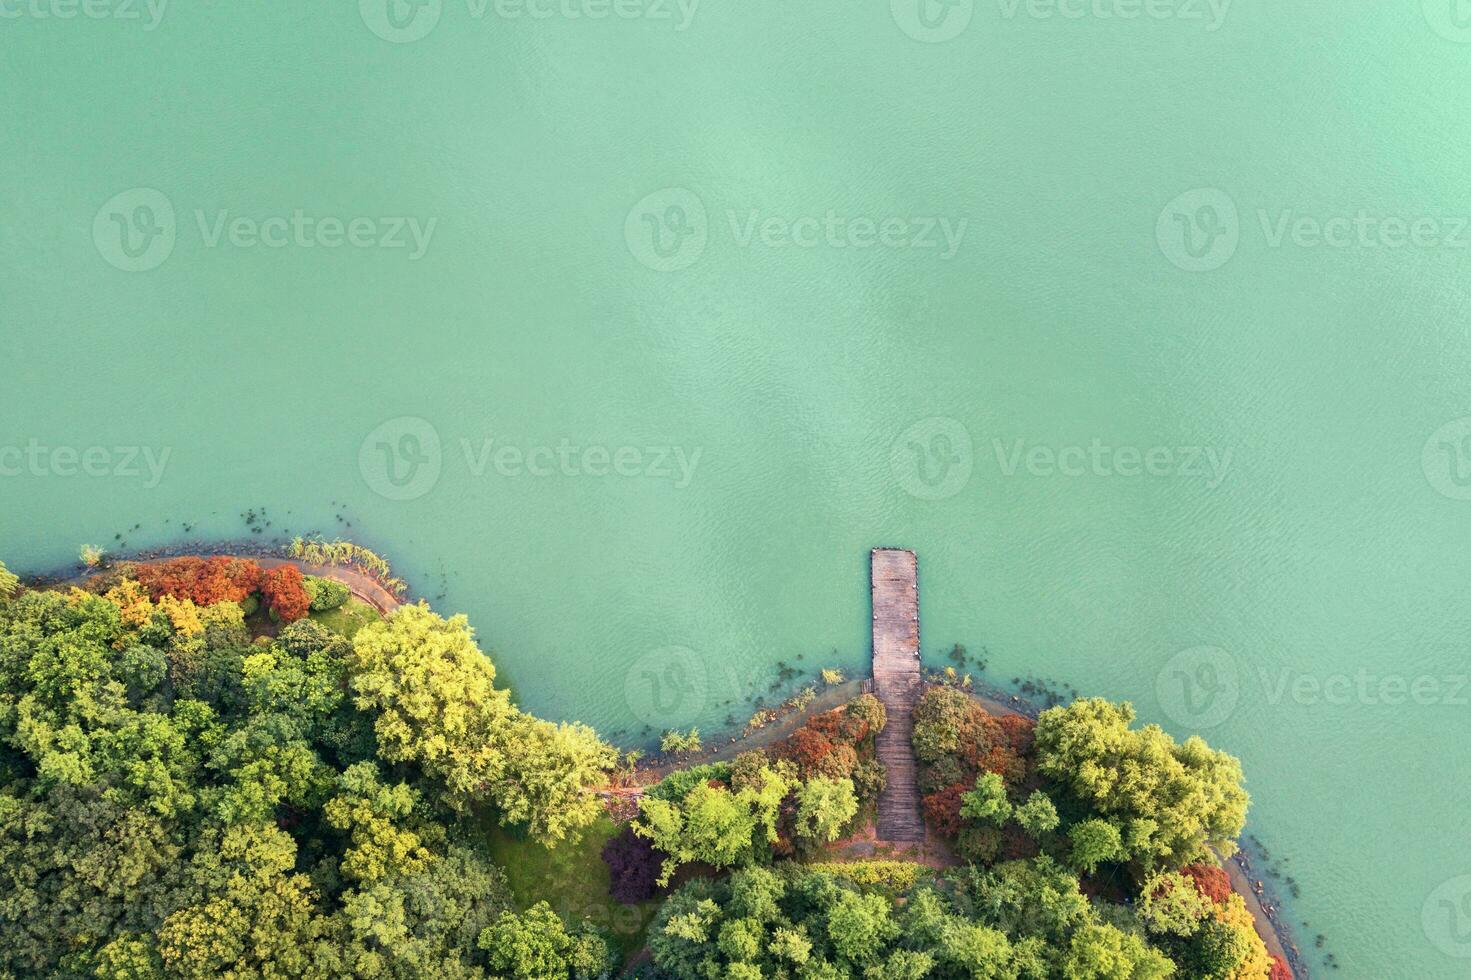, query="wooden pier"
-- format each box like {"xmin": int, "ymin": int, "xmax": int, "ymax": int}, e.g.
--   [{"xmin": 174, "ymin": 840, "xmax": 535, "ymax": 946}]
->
[{"xmin": 871, "ymin": 548, "xmax": 924, "ymax": 842}]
